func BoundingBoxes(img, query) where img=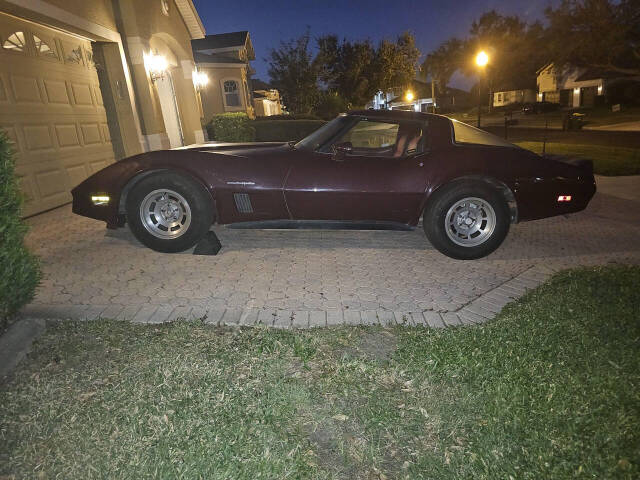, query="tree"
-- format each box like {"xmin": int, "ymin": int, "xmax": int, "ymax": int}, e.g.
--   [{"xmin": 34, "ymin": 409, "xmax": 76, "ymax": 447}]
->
[
  {"xmin": 421, "ymin": 38, "xmax": 464, "ymax": 94},
  {"xmin": 544, "ymin": 0, "xmax": 640, "ymax": 76},
  {"xmin": 422, "ymin": 10, "xmax": 547, "ymax": 99},
  {"xmin": 267, "ymin": 33, "xmax": 319, "ymax": 114},
  {"xmin": 372, "ymin": 32, "xmax": 421, "ymax": 96},
  {"xmin": 315, "ymin": 35, "xmax": 375, "ymax": 107},
  {"xmin": 315, "ymin": 32, "xmax": 421, "ymax": 107}
]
